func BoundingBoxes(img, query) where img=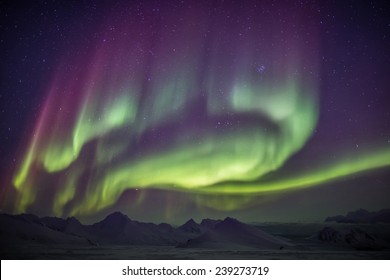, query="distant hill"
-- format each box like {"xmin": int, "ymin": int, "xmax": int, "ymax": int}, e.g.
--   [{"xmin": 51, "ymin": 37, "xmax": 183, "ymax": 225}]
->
[
  {"xmin": 325, "ymin": 209, "xmax": 390, "ymax": 224},
  {"xmin": 89, "ymin": 212, "xmax": 177, "ymax": 245},
  {"xmin": 0, "ymin": 213, "xmax": 92, "ymax": 246},
  {"xmin": 316, "ymin": 226, "xmax": 388, "ymax": 250},
  {"xmin": 179, "ymin": 217, "xmax": 292, "ymax": 249},
  {"xmin": 176, "ymin": 218, "xmax": 204, "ymax": 234}
]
